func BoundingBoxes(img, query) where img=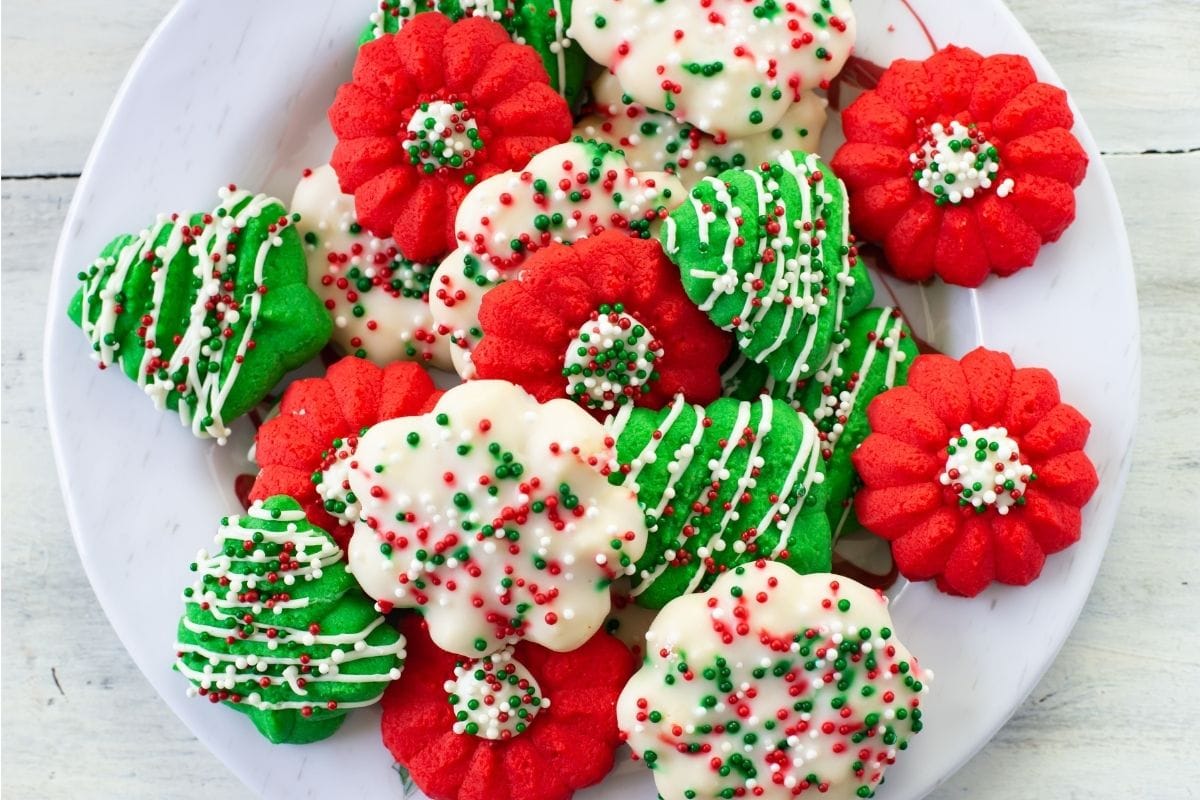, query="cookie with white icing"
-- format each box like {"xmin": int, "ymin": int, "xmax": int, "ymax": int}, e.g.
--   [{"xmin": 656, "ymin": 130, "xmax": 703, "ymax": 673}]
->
[
  {"xmin": 723, "ymin": 307, "xmax": 918, "ymax": 537},
  {"xmin": 334, "ymin": 379, "xmax": 648, "ymax": 656},
  {"xmin": 429, "ymin": 139, "xmax": 684, "ymax": 379},
  {"xmin": 661, "ymin": 151, "xmax": 873, "ymax": 385},
  {"xmin": 291, "ymin": 165, "xmax": 451, "ymax": 370},
  {"xmin": 606, "ymin": 395, "xmax": 831, "ymax": 608},
  {"xmin": 575, "ymin": 73, "xmax": 828, "ymax": 189},
  {"xmin": 68, "ymin": 186, "xmax": 331, "ymax": 443},
  {"xmin": 174, "ymin": 496, "xmax": 405, "ymax": 744},
  {"xmin": 618, "ymin": 560, "xmax": 931, "ymax": 800},
  {"xmin": 569, "ymin": 0, "xmax": 855, "ymax": 138}
]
